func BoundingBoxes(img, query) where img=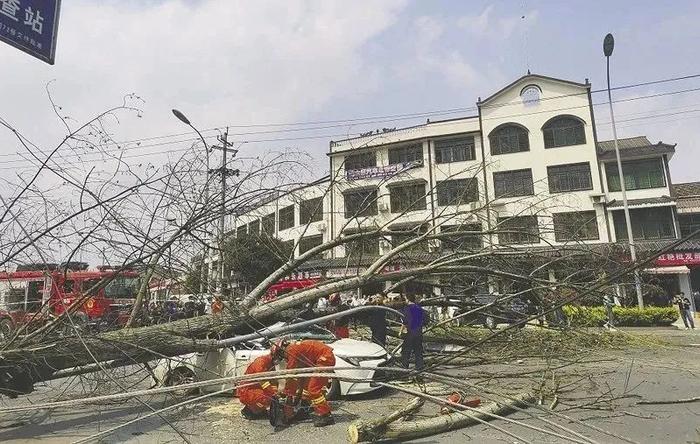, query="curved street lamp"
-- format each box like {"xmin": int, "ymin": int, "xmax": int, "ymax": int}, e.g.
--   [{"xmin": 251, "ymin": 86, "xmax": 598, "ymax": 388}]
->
[{"xmin": 172, "ymin": 109, "xmax": 213, "ymax": 295}]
